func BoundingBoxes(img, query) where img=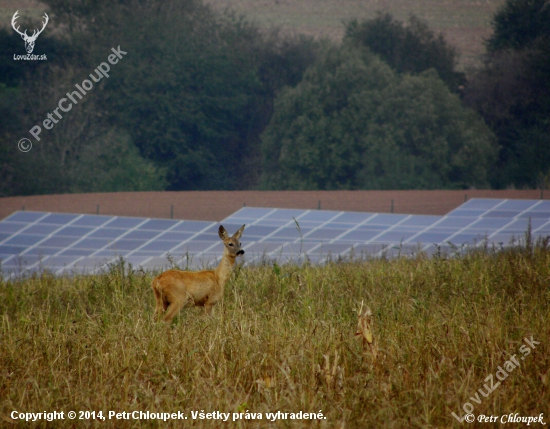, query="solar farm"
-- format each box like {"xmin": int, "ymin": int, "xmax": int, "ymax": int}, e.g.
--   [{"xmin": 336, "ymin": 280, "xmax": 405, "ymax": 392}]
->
[
  {"xmin": 2, "ymin": 198, "xmax": 549, "ymax": 426},
  {"xmin": 1, "ymin": 198, "xmax": 550, "ymax": 278}
]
